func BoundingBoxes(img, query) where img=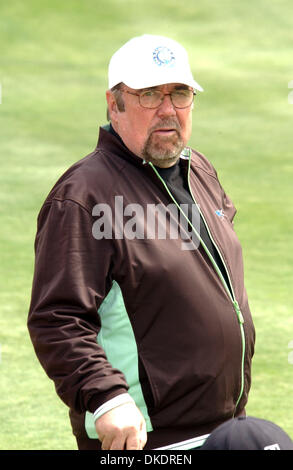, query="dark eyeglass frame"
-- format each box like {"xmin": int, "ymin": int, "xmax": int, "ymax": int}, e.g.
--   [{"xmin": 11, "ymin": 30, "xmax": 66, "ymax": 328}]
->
[{"xmin": 122, "ymin": 88, "xmax": 196, "ymax": 109}]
